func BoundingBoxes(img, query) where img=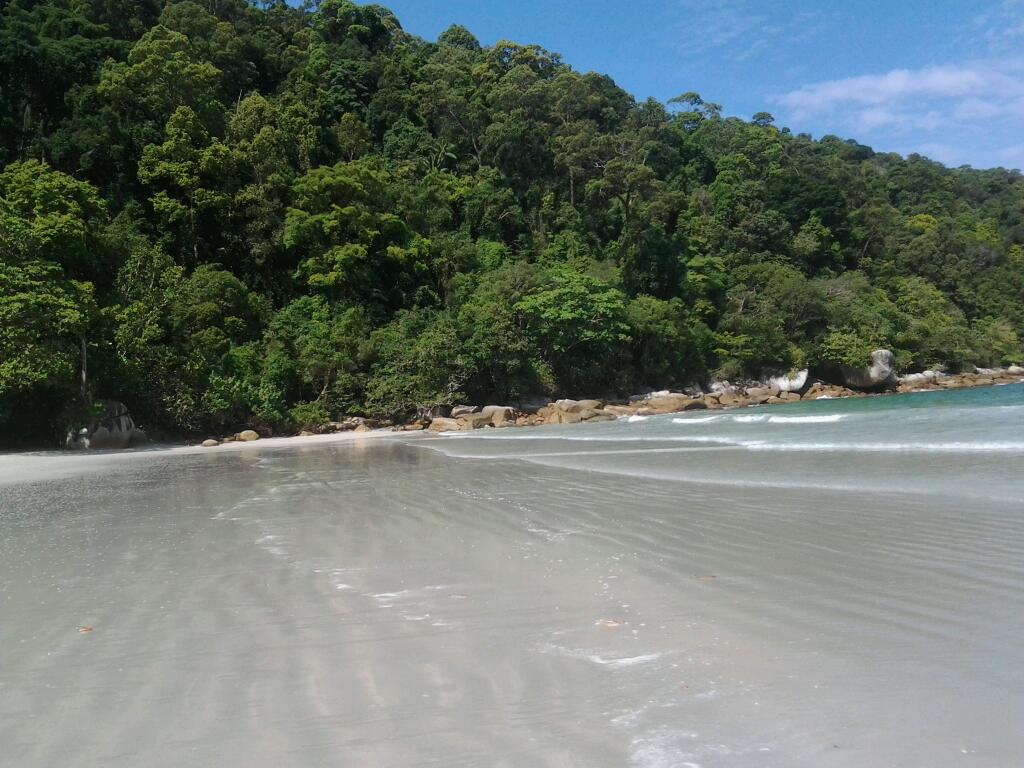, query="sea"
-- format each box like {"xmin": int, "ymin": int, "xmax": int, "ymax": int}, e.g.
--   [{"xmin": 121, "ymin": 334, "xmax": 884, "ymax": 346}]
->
[{"xmin": 1, "ymin": 383, "xmax": 1022, "ymax": 767}]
